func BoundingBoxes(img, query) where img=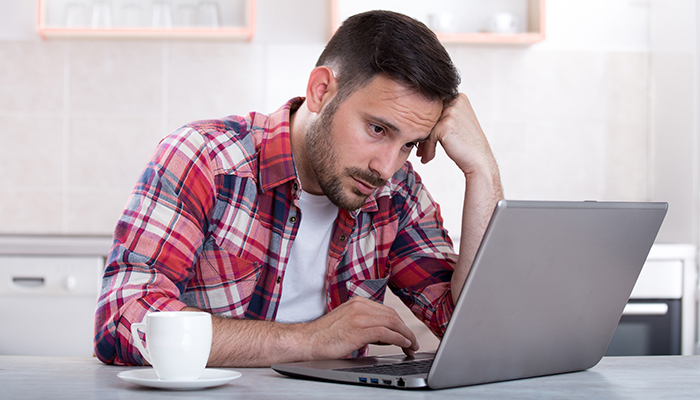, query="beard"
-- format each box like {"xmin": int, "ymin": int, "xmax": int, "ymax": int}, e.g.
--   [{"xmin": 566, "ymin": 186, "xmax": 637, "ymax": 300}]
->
[{"xmin": 304, "ymin": 98, "xmax": 387, "ymax": 211}]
